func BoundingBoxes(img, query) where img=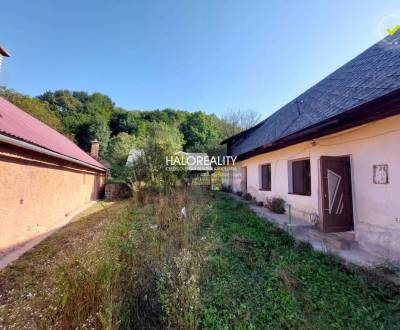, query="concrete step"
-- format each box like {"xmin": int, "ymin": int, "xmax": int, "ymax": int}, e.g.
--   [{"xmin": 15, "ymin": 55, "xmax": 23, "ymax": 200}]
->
[
  {"xmin": 307, "ymin": 229, "xmax": 356, "ymax": 250},
  {"xmin": 286, "ymin": 223, "xmax": 314, "ymax": 236},
  {"xmin": 333, "ymin": 231, "xmax": 355, "ymax": 241}
]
